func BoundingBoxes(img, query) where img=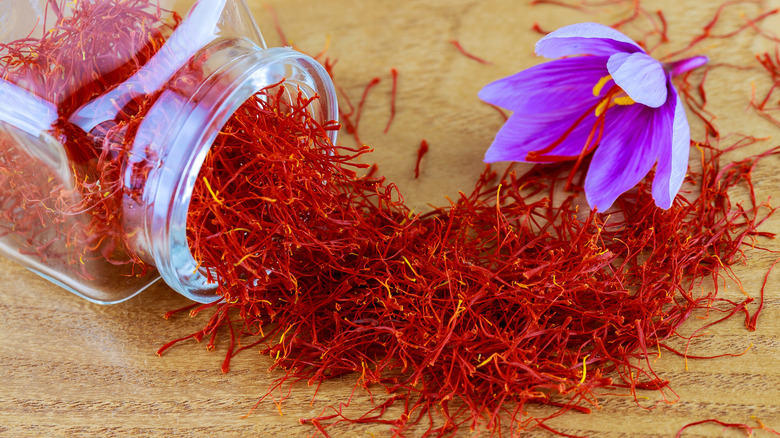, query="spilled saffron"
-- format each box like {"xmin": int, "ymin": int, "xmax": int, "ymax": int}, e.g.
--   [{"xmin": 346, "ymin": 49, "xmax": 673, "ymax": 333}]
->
[
  {"xmin": 449, "ymin": 40, "xmax": 493, "ymax": 65},
  {"xmin": 165, "ymin": 87, "xmax": 778, "ymax": 436},
  {"xmin": 384, "ymin": 68, "xmax": 399, "ymax": 134},
  {"xmin": 414, "ymin": 139, "xmax": 429, "ymax": 179},
  {"xmin": 174, "ymin": 1, "xmax": 780, "ymax": 436},
  {"xmin": 675, "ymin": 418, "xmax": 780, "ymax": 437}
]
